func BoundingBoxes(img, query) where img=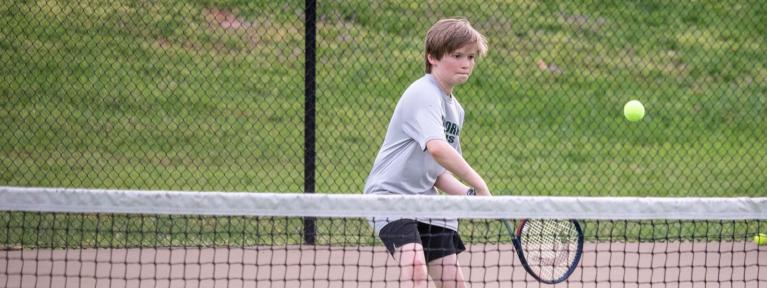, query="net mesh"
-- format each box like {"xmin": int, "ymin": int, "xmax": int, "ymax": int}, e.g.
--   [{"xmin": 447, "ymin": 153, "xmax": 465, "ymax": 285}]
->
[
  {"xmin": 516, "ymin": 219, "xmax": 582, "ymax": 281},
  {"xmin": 2, "ymin": 187, "xmax": 766, "ymax": 288}
]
